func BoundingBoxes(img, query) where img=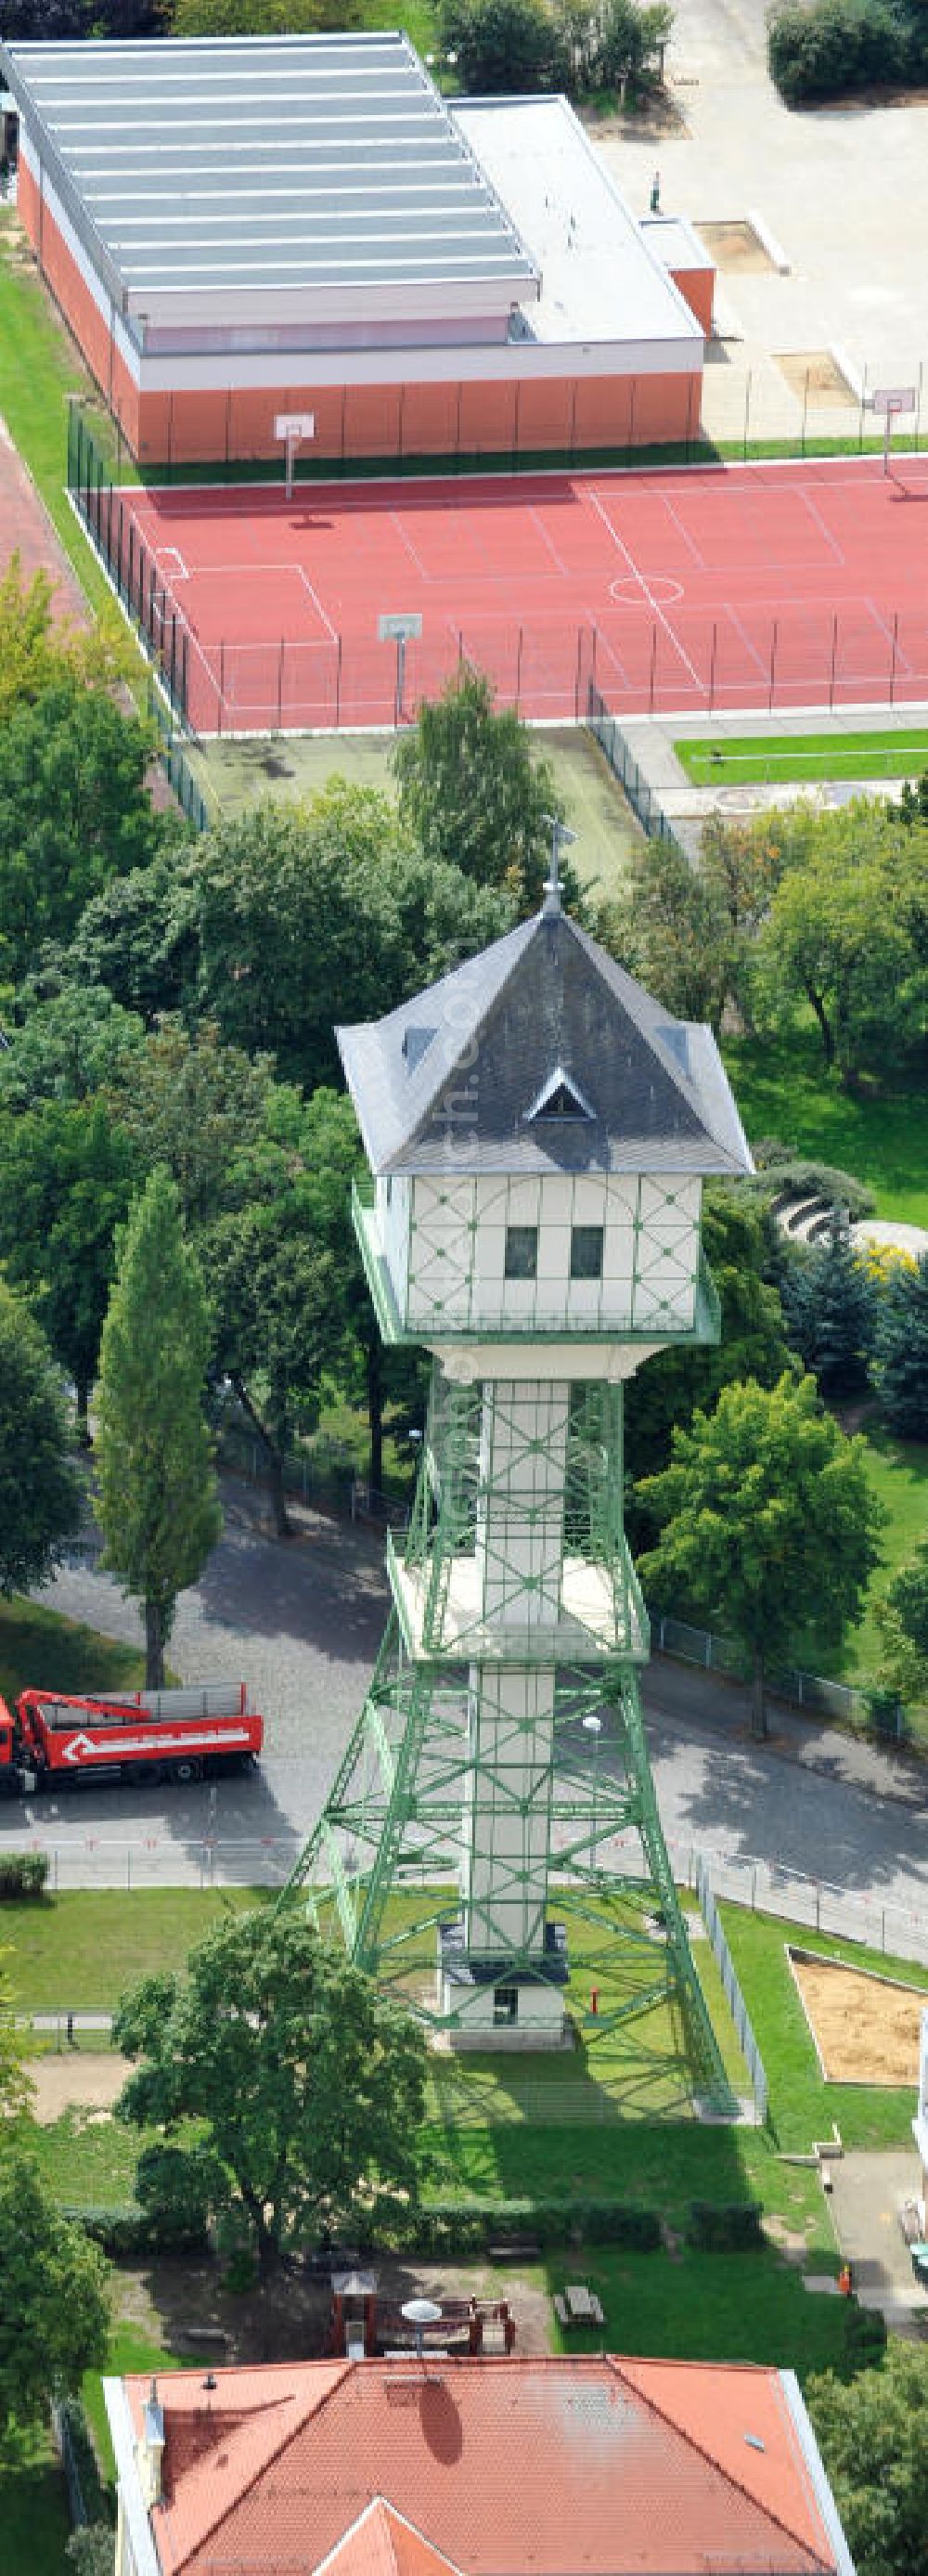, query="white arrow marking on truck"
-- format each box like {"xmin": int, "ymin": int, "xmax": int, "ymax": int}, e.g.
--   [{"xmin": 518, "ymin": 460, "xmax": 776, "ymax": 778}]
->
[{"xmin": 59, "ymin": 1728, "xmax": 252, "ymax": 1766}]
